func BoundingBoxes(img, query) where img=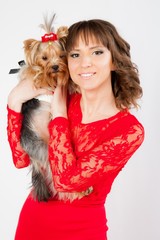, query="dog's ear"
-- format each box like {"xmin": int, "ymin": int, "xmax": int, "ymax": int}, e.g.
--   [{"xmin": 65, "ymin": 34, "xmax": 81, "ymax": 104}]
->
[
  {"xmin": 56, "ymin": 26, "xmax": 68, "ymax": 39},
  {"xmin": 56, "ymin": 26, "xmax": 68, "ymax": 50},
  {"xmin": 23, "ymin": 39, "xmax": 40, "ymax": 65},
  {"xmin": 23, "ymin": 39, "xmax": 40, "ymax": 53}
]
